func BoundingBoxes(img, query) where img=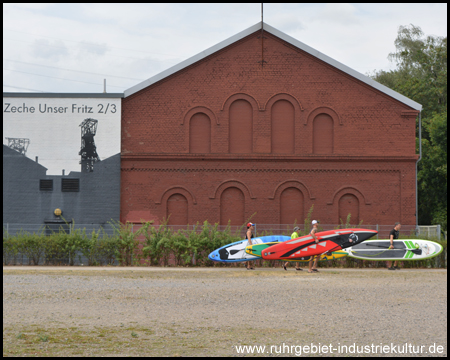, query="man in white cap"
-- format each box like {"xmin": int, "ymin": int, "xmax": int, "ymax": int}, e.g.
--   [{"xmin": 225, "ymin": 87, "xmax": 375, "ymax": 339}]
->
[{"xmin": 308, "ymin": 220, "xmax": 320, "ymax": 273}]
